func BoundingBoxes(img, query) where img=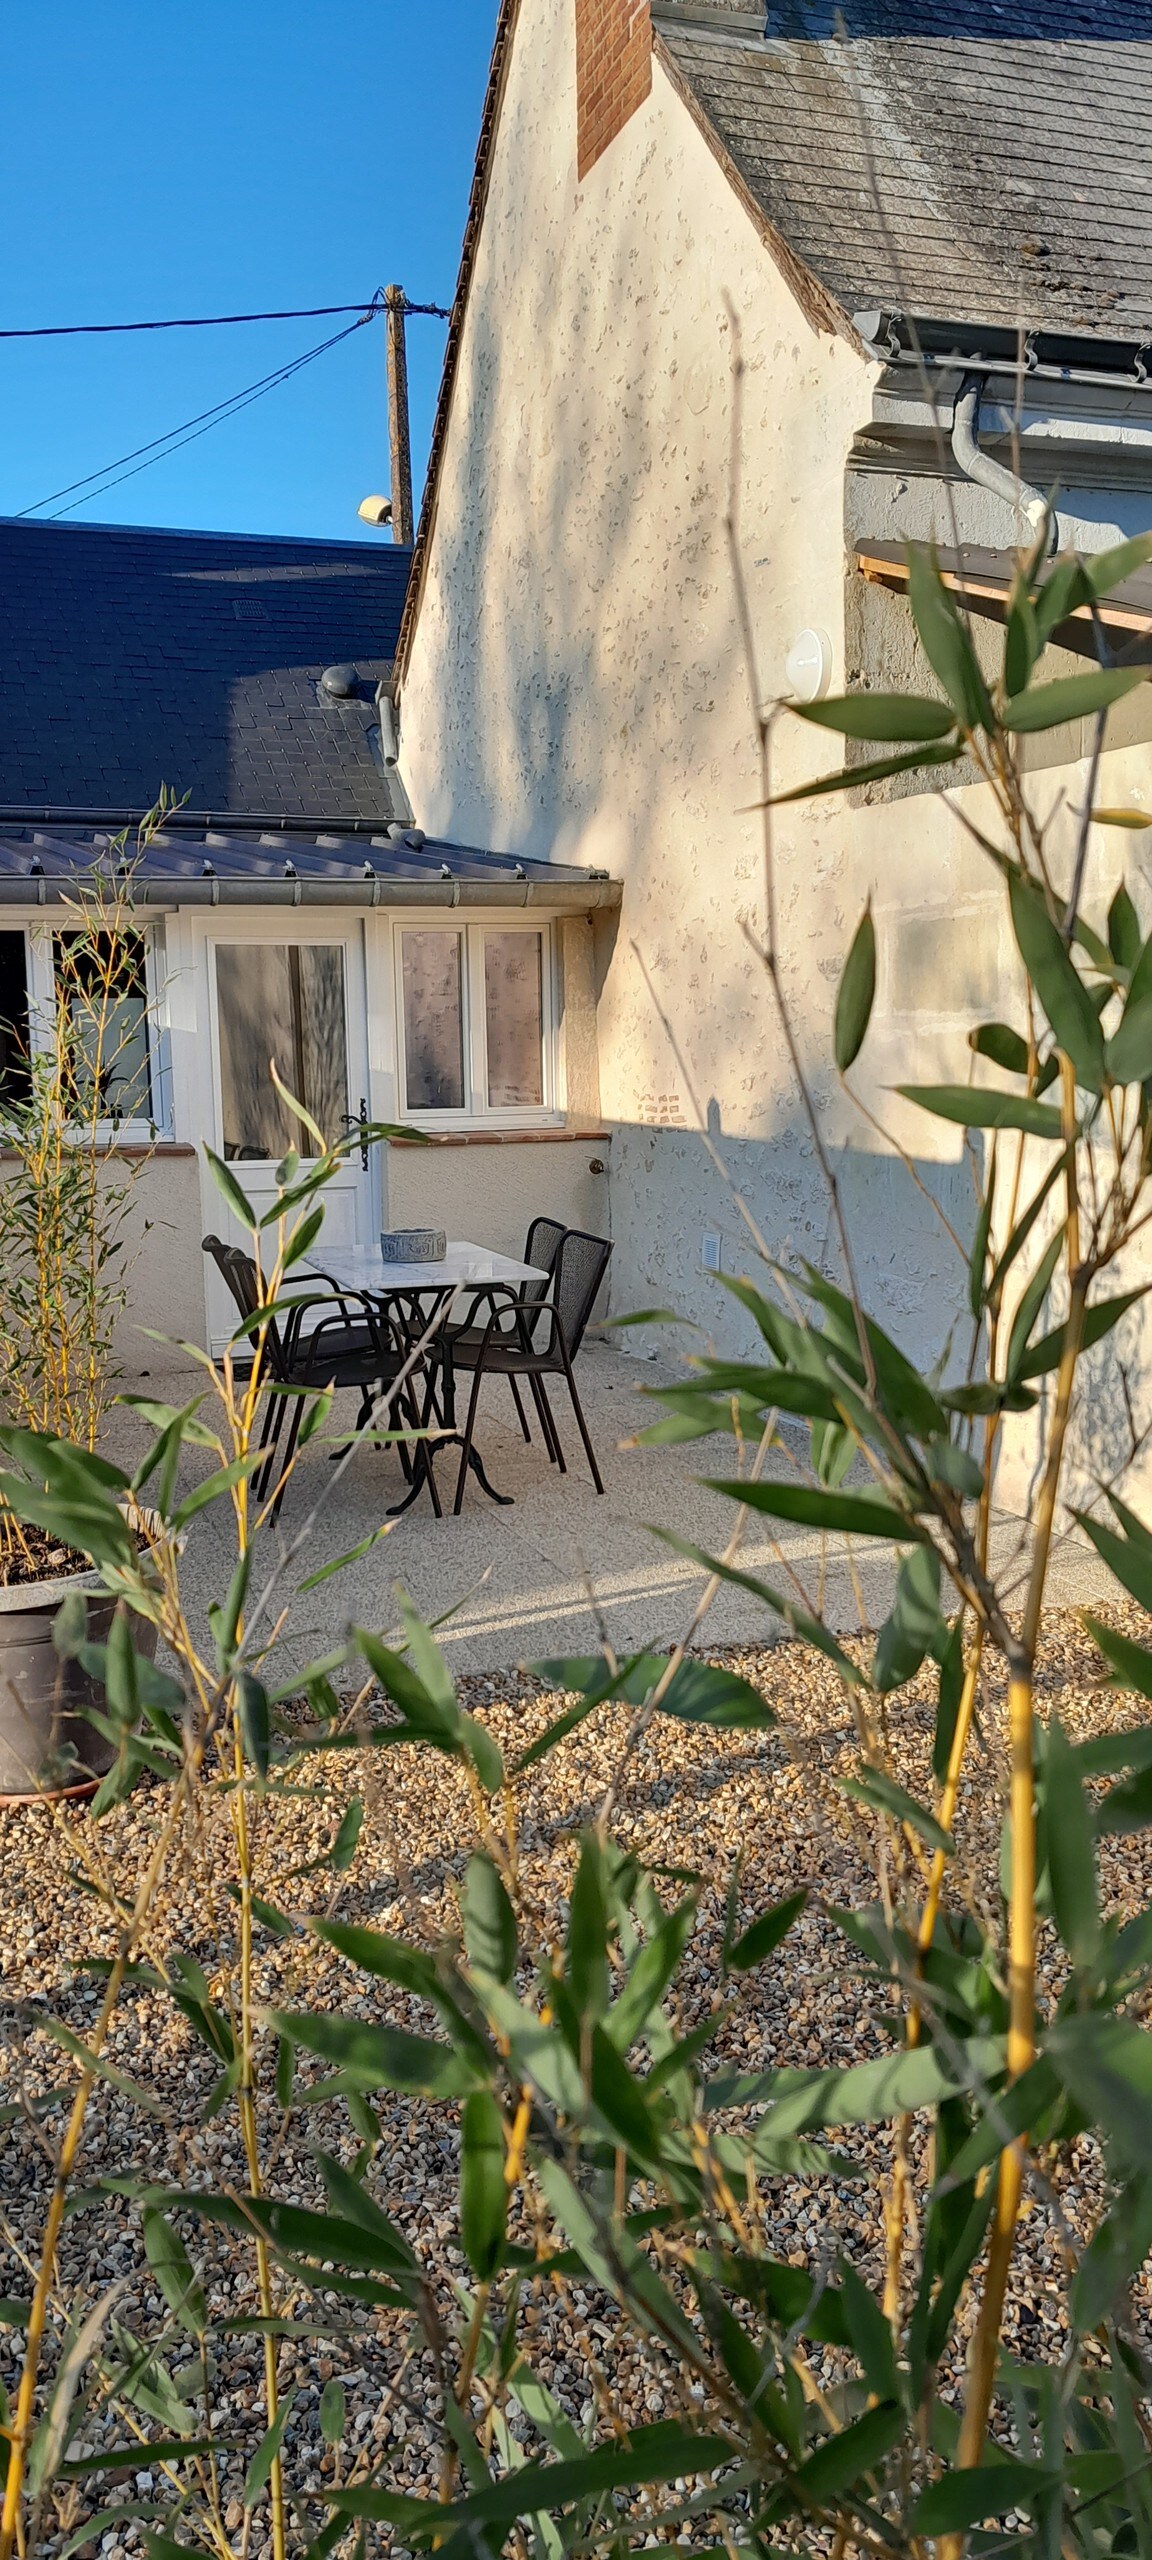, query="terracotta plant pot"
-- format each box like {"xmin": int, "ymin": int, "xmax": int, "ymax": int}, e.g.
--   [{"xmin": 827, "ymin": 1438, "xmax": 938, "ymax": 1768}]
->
[{"xmin": 0, "ymin": 1519, "xmax": 161, "ymax": 1803}]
